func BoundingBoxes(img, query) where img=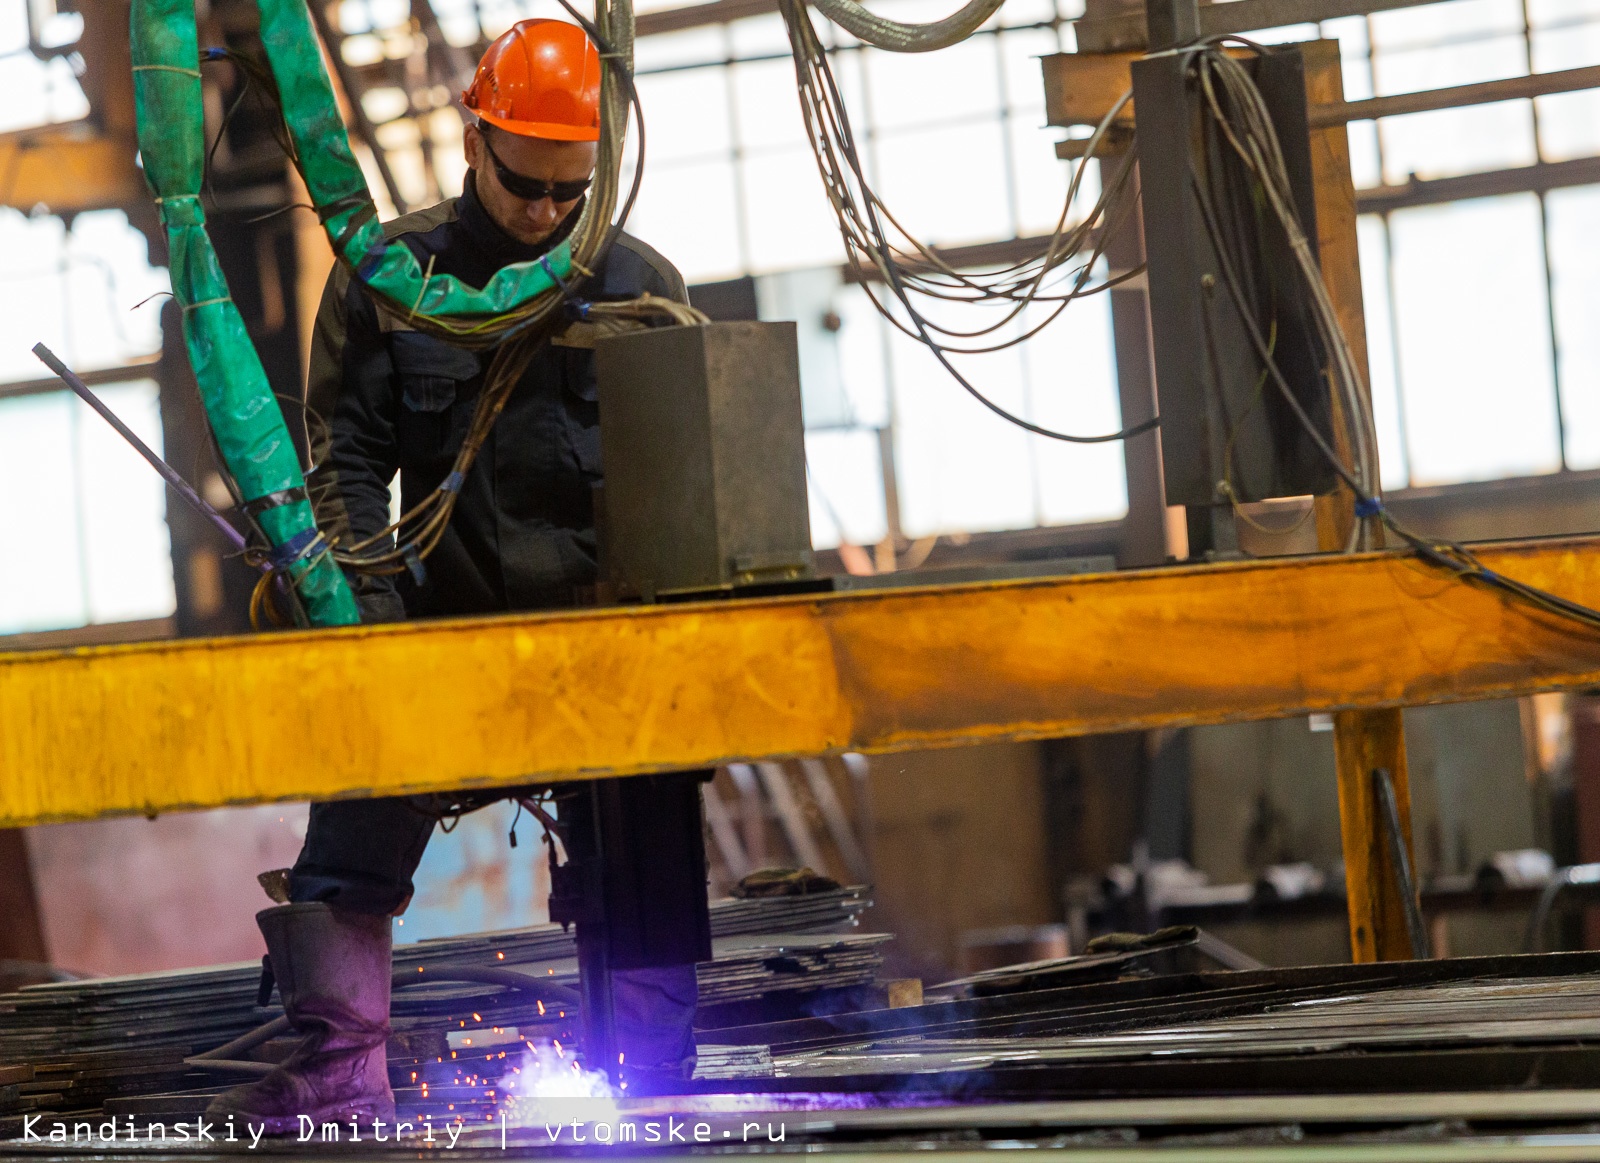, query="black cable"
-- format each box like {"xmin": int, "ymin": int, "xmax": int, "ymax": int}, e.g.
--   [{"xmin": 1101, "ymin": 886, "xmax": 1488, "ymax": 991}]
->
[
  {"xmin": 778, "ymin": 0, "xmax": 1158, "ymax": 443},
  {"xmin": 237, "ymin": 202, "xmax": 318, "ymax": 224},
  {"xmin": 202, "ymin": 73, "xmax": 254, "ymax": 211},
  {"xmin": 1187, "ymin": 66, "xmax": 1600, "ymax": 639}
]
